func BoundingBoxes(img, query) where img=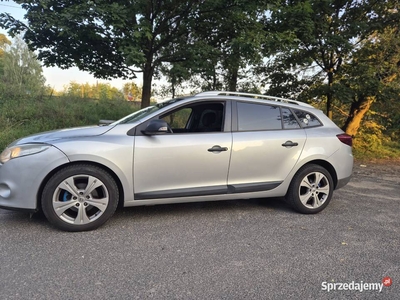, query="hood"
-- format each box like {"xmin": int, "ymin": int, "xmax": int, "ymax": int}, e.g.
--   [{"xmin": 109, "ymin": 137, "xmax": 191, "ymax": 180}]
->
[{"xmin": 10, "ymin": 125, "xmax": 113, "ymax": 147}]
